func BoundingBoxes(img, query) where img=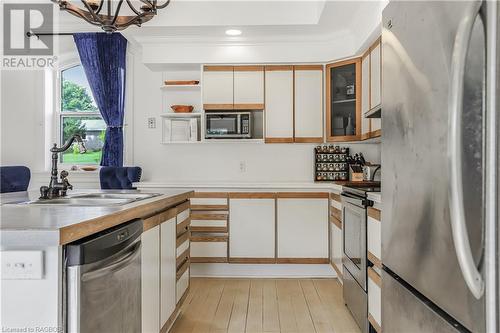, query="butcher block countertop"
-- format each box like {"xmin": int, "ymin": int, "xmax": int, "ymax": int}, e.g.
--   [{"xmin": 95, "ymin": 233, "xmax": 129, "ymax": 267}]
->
[{"xmin": 0, "ymin": 189, "xmax": 193, "ymax": 246}]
